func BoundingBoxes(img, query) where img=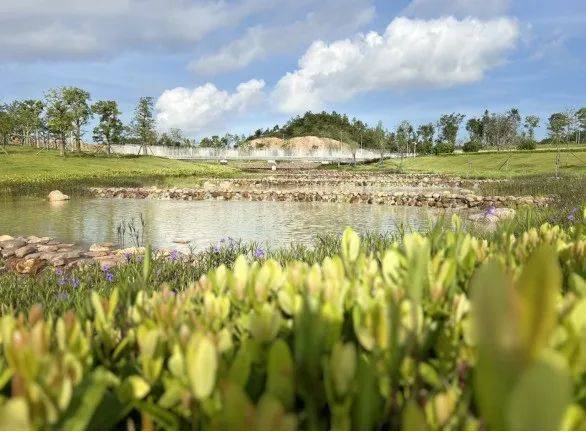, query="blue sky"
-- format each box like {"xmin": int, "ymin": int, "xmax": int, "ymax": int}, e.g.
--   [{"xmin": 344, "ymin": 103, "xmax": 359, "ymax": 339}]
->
[{"xmin": 0, "ymin": 0, "xmax": 584, "ymax": 140}]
